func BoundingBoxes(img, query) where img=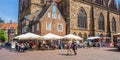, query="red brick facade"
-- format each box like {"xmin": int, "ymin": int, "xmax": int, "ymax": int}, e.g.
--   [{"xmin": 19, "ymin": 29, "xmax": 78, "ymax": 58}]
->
[
  {"xmin": 0, "ymin": 22, "xmax": 18, "ymax": 41},
  {"xmin": 33, "ymin": 3, "xmax": 66, "ymax": 36},
  {"xmin": 18, "ymin": 1, "xmax": 66, "ymax": 36}
]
